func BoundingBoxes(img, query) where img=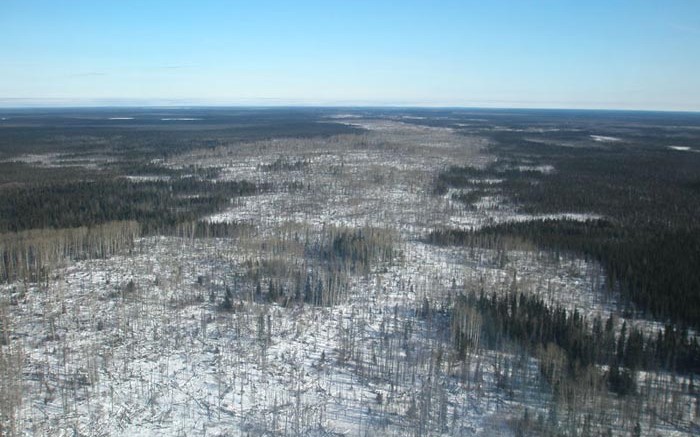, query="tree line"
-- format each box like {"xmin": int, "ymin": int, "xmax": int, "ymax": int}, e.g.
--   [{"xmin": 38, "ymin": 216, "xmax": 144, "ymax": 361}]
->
[
  {"xmin": 449, "ymin": 289, "xmax": 700, "ymax": 434},
  {"xmin": 433, "ymin": 134, "xmax": 700, "ymax": 329},
  {"xmin": 0, "ymin": 220, "xmax": 140, "ymax": 283},
  {"xmin": 0, "ymin": 177, "xmax": 257, "ymax": 234},
  {"xmin": 428, "ymin": 219, "xmax": 700, "ymax": 331}
]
